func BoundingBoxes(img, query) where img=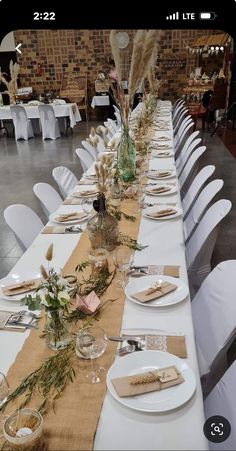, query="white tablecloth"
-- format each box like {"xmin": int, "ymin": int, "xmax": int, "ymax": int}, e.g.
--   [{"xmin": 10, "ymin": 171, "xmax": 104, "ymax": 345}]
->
[
  {"xmin": 0, "ymin": 103, "xmax": 81, "ymax": 128},
  {"xmin": 91, "ymin": 95, "xmax": 110, "ymax": 109},
  {"xmin": 0, "ymin": 100, "xmax": 208, "ymax": 450}
]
